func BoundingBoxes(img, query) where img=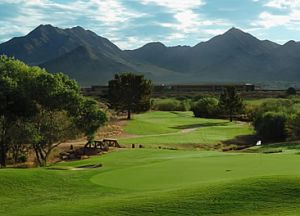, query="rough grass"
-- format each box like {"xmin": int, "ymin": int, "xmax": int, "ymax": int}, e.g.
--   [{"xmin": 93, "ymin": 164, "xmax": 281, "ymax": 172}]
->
[
  {"xmin": 2, "ymin": 149, "xmax": 300, "ymax": 215},
  {"xmin": 245, "ymin": 98, "xmax": 278, "ymax": 106},
  {"xmin": 120, "ymin": 111, "xmax": 253, "ymax": 147}
]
